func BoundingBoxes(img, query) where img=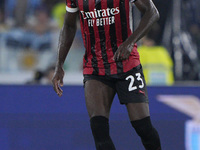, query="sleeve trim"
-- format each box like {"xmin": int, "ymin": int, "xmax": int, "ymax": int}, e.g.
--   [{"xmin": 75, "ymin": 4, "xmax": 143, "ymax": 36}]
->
[
  {"xmin": 66, "ymin": 6, "xmax": 79, "ymax": 13},
  {"xmin": 130, "ymin": 0, "xmax": 137, "ymax": 3}
]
